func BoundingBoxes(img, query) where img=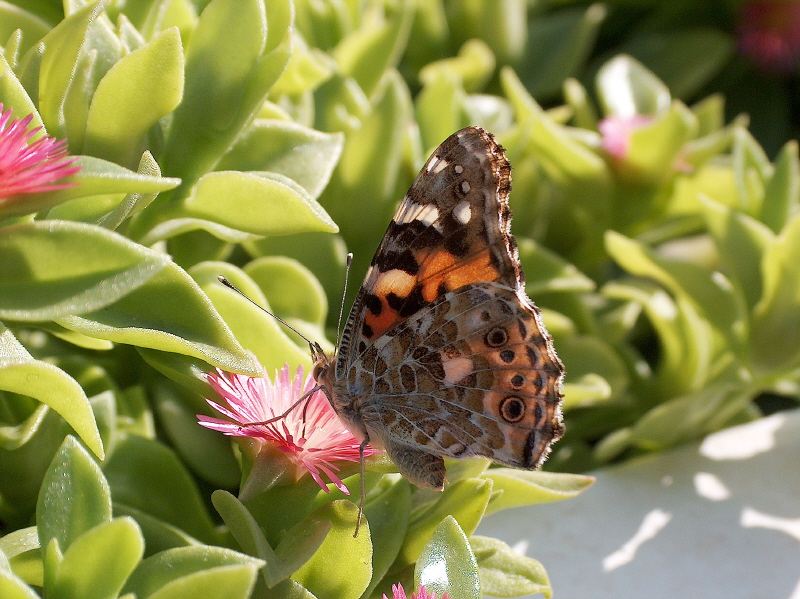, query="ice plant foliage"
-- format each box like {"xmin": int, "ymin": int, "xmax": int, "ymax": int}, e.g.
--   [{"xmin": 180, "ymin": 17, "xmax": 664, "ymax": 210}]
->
[
  {"xmin": 383, "ymin": 584, "xmax": 449, "ymax": 599},
  {"xmin": 738, "ymin": 0, "xmax": 800, "ymax": 73},
  {"xmin": 199, "ymin": 364, "xmax": 377, "ymax": 493},
  {"xmin": 0, "ymin": 104, "xmax": 80, "ymax": 200}
]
